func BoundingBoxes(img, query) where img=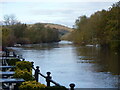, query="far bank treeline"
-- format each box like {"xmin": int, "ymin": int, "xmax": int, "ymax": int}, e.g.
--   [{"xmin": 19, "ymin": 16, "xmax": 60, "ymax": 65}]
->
[
  {"xmin": 2, "ymin": 23, "xmax": 60, "ymax": 47},
  {"xmin": 66, "ymin": 1, "xmax": 120, "ymax": 51}
]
